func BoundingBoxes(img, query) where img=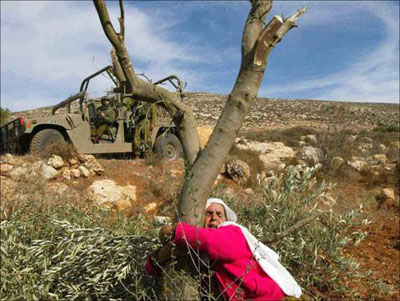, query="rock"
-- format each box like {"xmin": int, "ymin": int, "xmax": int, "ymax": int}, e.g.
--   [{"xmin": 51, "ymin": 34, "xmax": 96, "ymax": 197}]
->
[
  {"xmin": 88, "ymin": 180, "xmax": 135, "ymax": 210},
  {"xmin": 357, "ymin": 143, "xmax": 373, "ymax": 154},
  {"xmin": 376, "ymin": 188, "xmax": 397, "ymax": 209},
  {"xmin": 121, "ymin": 185, "xmax": 137, "ymax": 202},
  {"xmin": 297, "ymin": 146, "xmax": 324, "ymax": 166},
  {"xmin": 114, "ymin": 199, "xmax": 132, "ymax": 212},
  {"xmin": 261, "ymin": 175, "xmax": 279, "ymax": 189},
  {"xmin": 153, "ymin": 216, "xmax": 171, "ymax": 225},
  {"xmin": 236, "ymin": 141, "xmax": 295, "ymax": 168},
  {"xmin": 62, "ymin": 169, "xmax": 71, "ymax": 181},
  {"xmin": 47, "ymin": 155, "xmax": 64, "ymax": 169},
  {"xmin": 1, "ymin": 163, "xmax": 13, "ymax": 176},
  {"xmin": 47, "ymin": 182, "xmax": 69, "ymax": 194},
  {"xmin": 359, "ymin": 136, "xmax": 373, "ymax": 144},
  {"xmin": 70, "ymin": 168, "xmax": 81, "ymax": 178},
  {"xmin": 346, "ymin": 135, "xmax": 357, "ymax": 143},
  {"xmin": 29, "ymin": 161, "xmax": 44, "ymax": 177},
  {"xmin": 373, "ymin": 154, "xmax": 387, "ymax": 164},
  {"xmin": 347, "ymin": 158, "xmax": 367, "ymax": 172},
  {"xmin": 259, "ymin": 143, "xmax": 295, "ymax": 169},
  {"xmin": 80, "ymin": 155, "xmax": 104, "ymax": 175},
  {"xmin": 40, "ymin": 164, "xmax": 58, "ymax": 179},
  {"xmin": 2, "ymin": 153, "xmax": 16, "ymax": 165},
  {"xmin": 277, "ymin": 163, "xmax": 286, "ymax": 171},
  {"xmin": 299, "ymin": 141, "xmax": 306, "ymax": 147},
  {"xmin": 78, "ymin": 166, "xmax": 90, "ymax": 178},
  {"xmin": 89, "ymin": 179, "xmax": 122, "ymax": 205},
  {"xmin": 10, "ymin": 166, "xmax": 28, "ymax": 180},
  {"xmin": 144, "ymin": 202, "xmax": 157, "ymax": 214},
  {"xmin": 243, "ymin": 188, "xmax": 254, "ymax": 195},
  {"xmin": 69, "ymin": 158, "xmax": 79, "ymax": 167},
  {"xmin": 221, "ymin": 187, "xmax": 236, "ymax": 200},
  {"xmin": 330, "ymin": 156, "xmax": 344, "ymax": 170},
  {"xmin": 303, "ymin": 134, "xmax": 318, "ymax": 145},
  {"xmin": 225, "ymin": 159, "xmax": 250, "ymax": 184},
  {"xmin": 377, "ymin": 144, "xmax": 387, "ymax": 154}
]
